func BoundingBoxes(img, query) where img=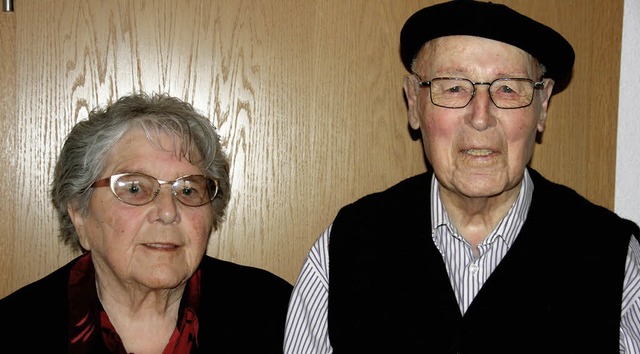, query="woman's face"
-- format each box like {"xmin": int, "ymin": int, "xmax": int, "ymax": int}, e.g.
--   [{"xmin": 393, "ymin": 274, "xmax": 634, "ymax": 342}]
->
[{"xmin": 69, "ymin": 128, "xmax": 214, "ymax": 291}]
